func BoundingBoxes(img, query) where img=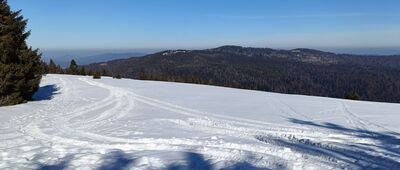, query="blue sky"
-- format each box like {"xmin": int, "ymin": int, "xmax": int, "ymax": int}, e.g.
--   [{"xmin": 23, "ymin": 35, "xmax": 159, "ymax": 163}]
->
[{"xmin": 7, "ymin": 0, "xmax": 400, "ymax": 51}]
